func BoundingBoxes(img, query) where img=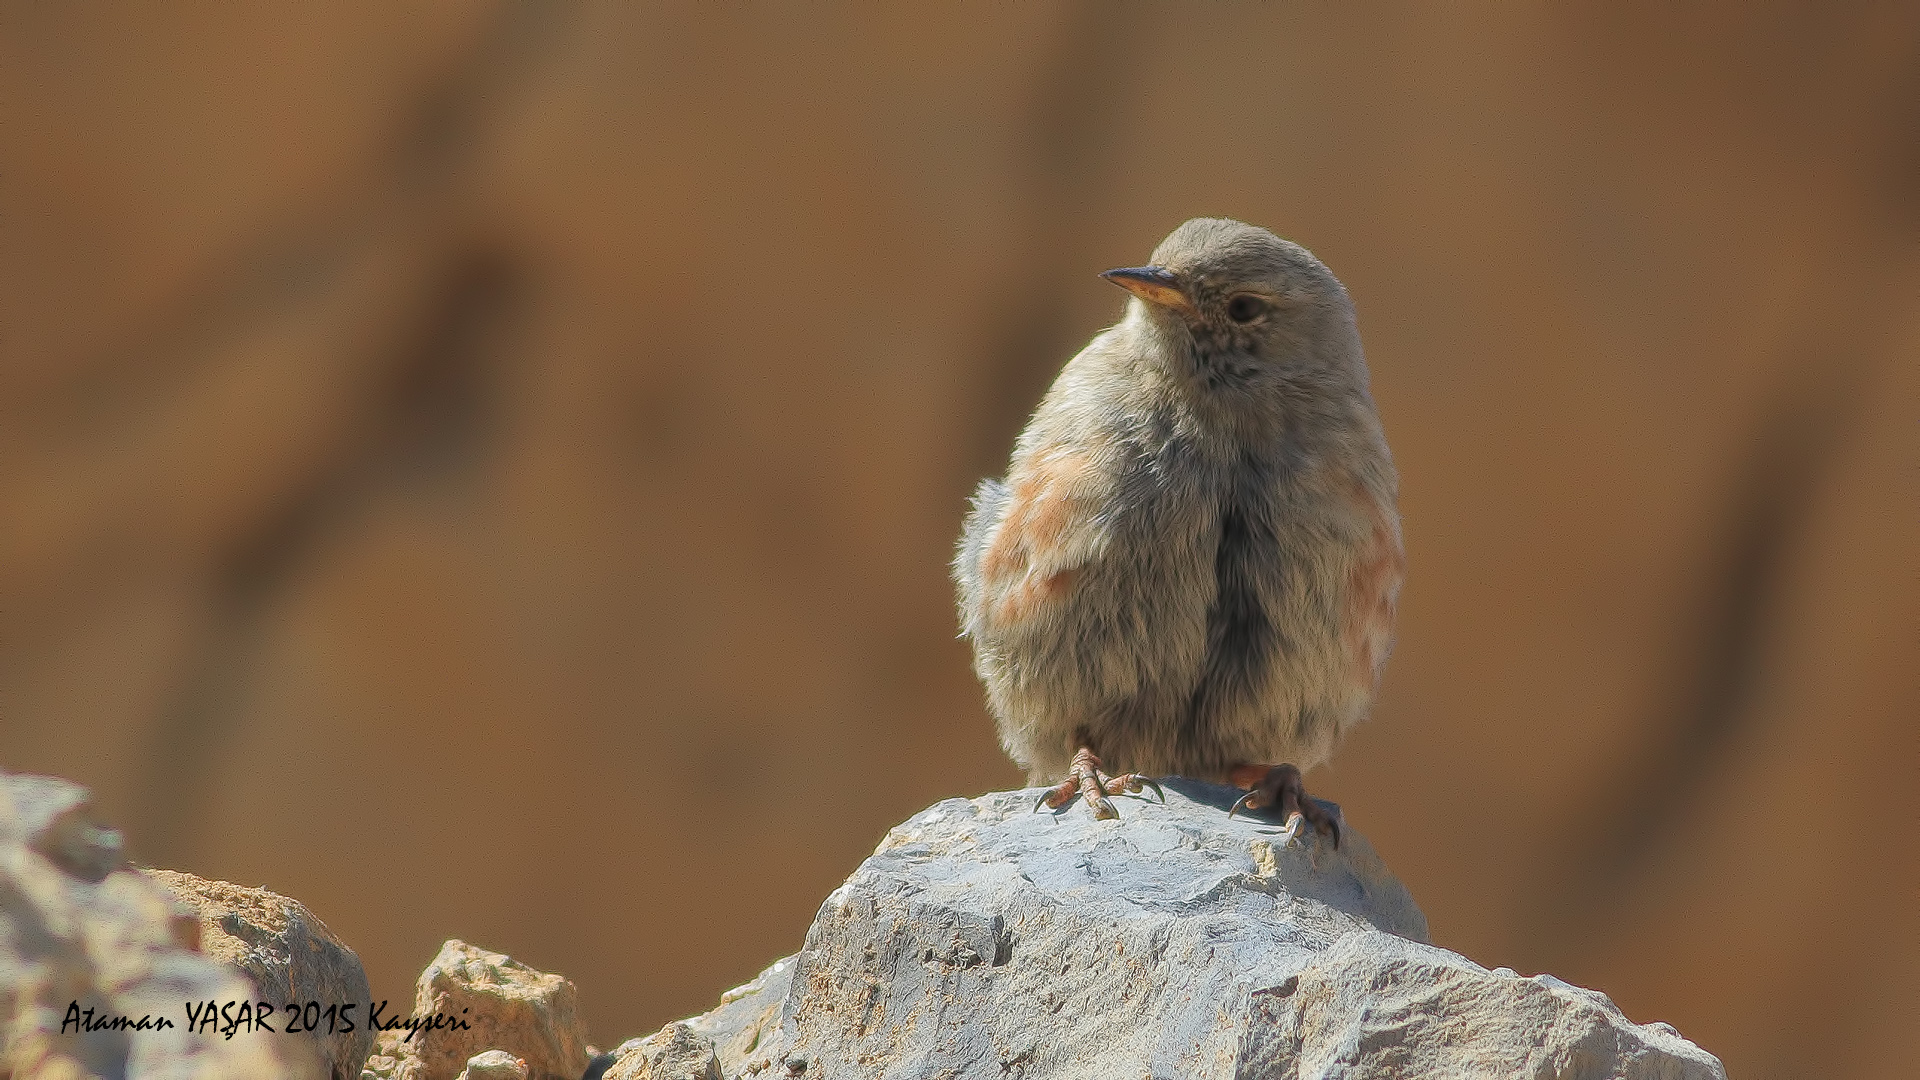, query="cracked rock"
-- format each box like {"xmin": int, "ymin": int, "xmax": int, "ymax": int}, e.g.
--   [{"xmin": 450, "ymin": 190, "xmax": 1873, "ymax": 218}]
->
[{"xmin": 676, "ymin": 781, "xmax": 1724, "ymax": 1079}]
